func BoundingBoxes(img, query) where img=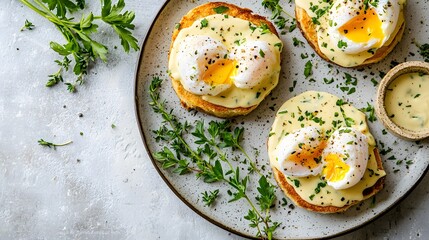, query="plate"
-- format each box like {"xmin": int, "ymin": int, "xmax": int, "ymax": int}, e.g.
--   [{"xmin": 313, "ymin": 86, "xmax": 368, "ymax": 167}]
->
[{"xmin": 134, "ymin": 0, "xmax": 429, "ymax": 239}]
